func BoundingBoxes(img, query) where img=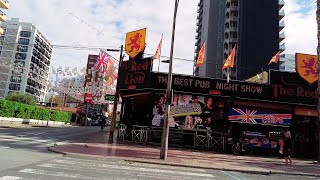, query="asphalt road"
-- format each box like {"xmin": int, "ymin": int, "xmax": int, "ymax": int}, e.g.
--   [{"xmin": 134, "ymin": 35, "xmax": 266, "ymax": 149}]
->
[
  {"xmin": 0, "ymin": 126, "xmax": 100, "ymax": 152},
  {"xmin": 0, "ymin": 126, "xmax": 318, "ymax": 179}
]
